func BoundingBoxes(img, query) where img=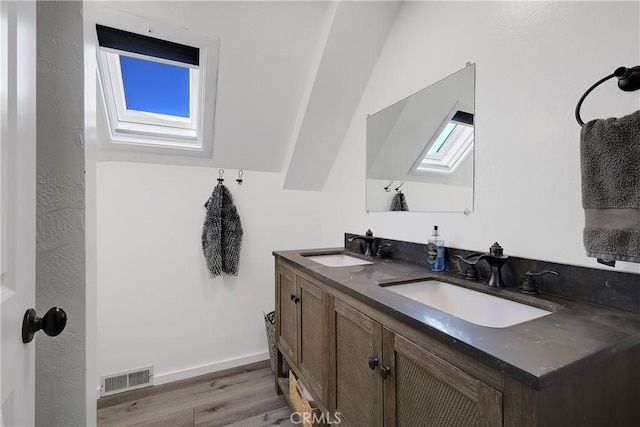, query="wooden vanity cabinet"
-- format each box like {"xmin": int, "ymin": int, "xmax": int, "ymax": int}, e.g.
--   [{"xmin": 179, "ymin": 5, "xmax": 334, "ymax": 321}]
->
[
  {"xmin": 330, "ymin": 299, "xmax": 502, "ymax": 427},
  {"xmin": 276, "ymin": 264, "xmax": 329, "ymax": 404},
  {"xmin": 276, "ymin": 258, "xmax": 640, "ymax": 426}
]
